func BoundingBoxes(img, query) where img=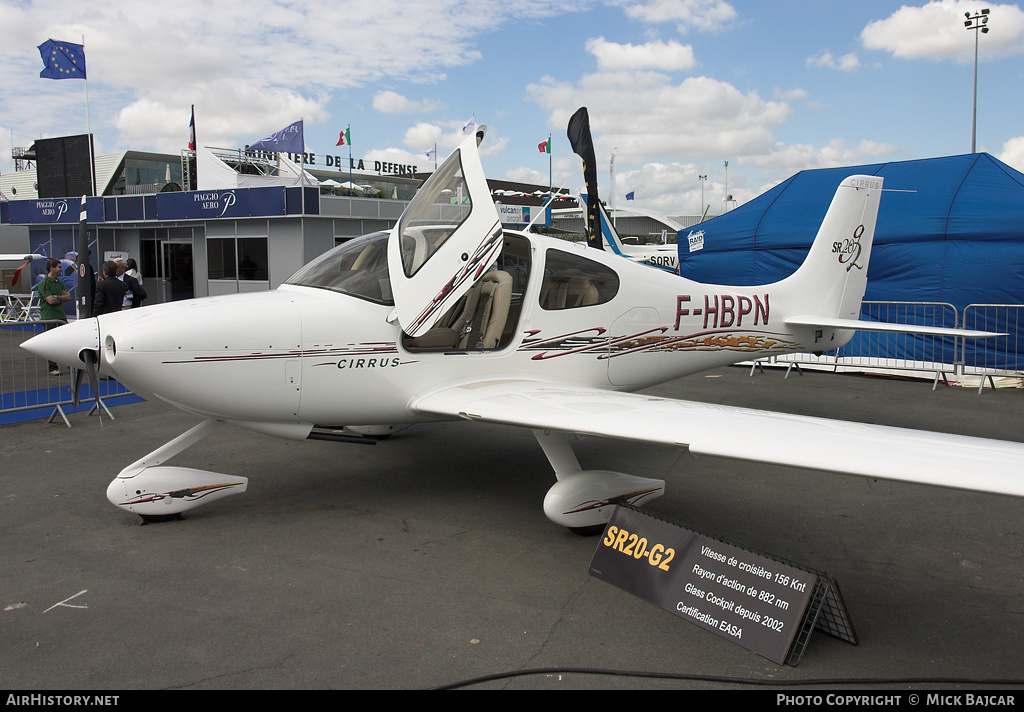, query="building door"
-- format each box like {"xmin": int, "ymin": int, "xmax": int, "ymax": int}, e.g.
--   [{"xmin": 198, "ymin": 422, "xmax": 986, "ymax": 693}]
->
[
  {"xmin": 163, "ymin": 242, "xmax": 194, "ymax": 301},
  {"xmin": 142, "ymin": 234, "xmax": 195, "ymax": 303}
]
